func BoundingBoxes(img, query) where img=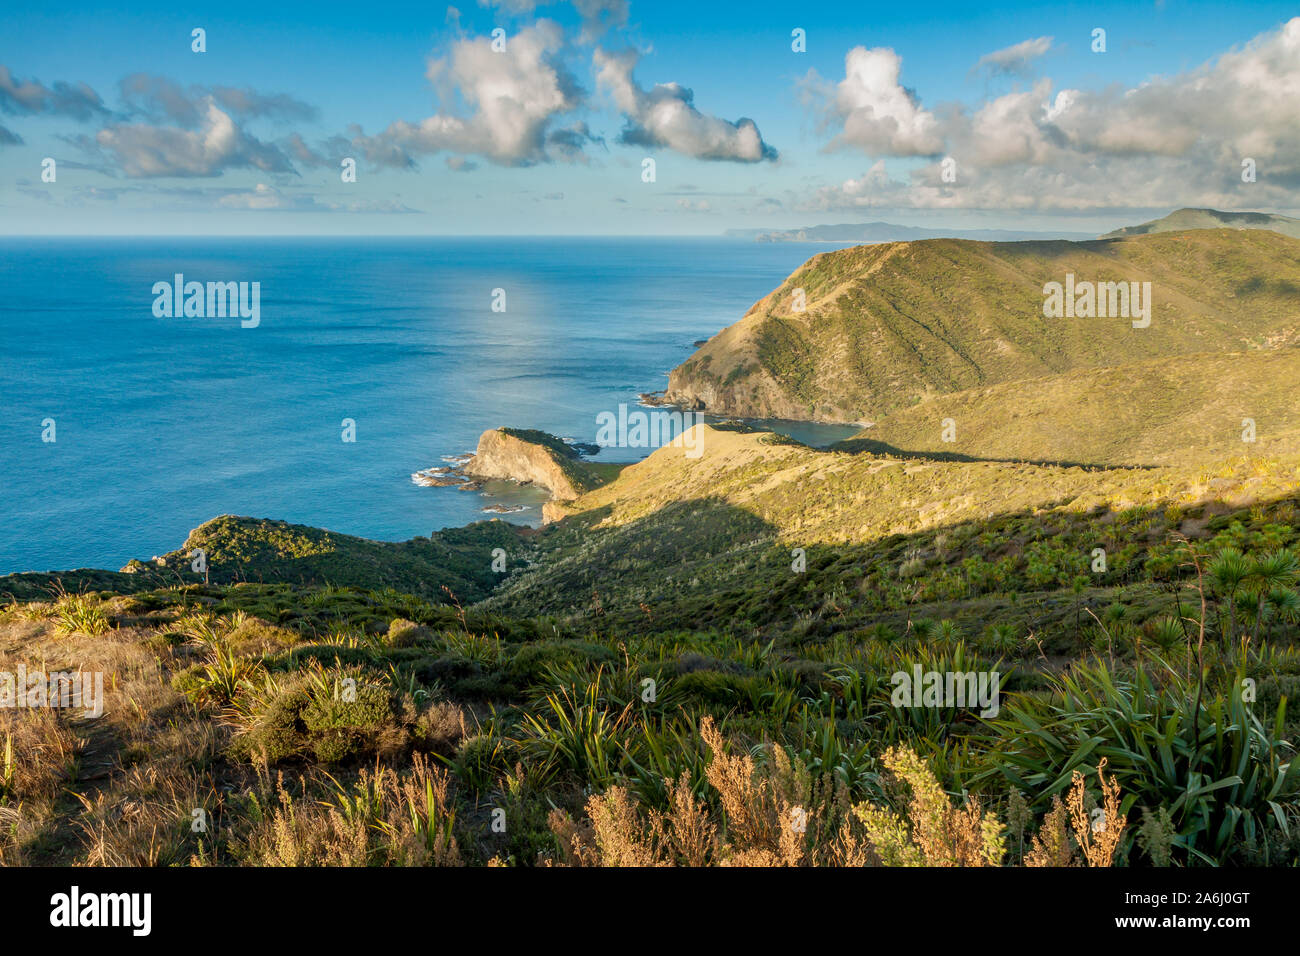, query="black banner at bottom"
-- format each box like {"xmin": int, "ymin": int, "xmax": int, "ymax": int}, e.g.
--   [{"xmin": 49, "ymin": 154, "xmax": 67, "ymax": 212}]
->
[{"xmin": 6, "ymin": 864, "xmax": 1283, "ymax": 944}]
